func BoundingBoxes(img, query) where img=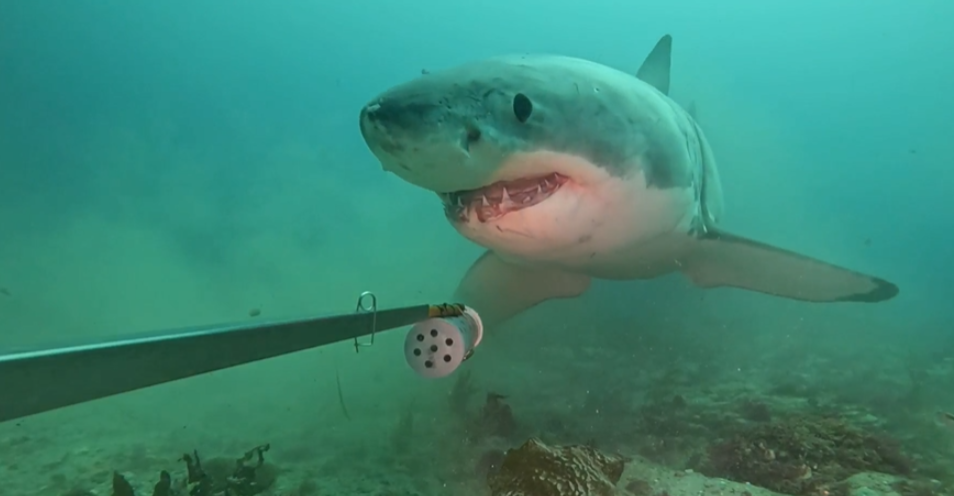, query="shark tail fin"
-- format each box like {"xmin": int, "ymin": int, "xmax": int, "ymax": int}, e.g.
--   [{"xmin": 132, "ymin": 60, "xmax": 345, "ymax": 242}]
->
[{"xmin": 681, "ymin": 228, "xmax": 899, "ymax": 303}]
